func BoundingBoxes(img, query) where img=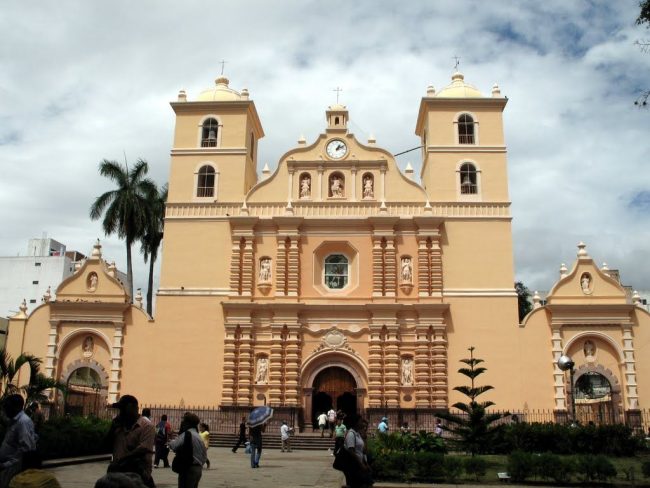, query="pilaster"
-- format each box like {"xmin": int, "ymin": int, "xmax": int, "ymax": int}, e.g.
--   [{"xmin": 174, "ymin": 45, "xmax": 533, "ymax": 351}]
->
[
  {"xmin": 241, "ymin": 237, "xmax": 255, "ymax": 297},
  {"xmin": 414, "ymin": 325, "xmax": 431, "ymax": 407},
  {"xmin": 622, "ymin": 323, "xmax": 639, "ymax": 409},
  {"xmin": 372, "ymin": 237, "xmax": 384, "ymax": 297},
  {"xmin": 417, "ymin": 236, "xmax": 430, "ymax": 297},
  {"xmin": 384, "ymin": 325, "xmax": 401, "ymax": 407},
  {"xmin": 108, "ymin": 321, "xmax": 125, "ymax": 404},
  {"xmin": 275, "ymin": 237, "xmax": 288, "ymax": 296},
  {"xmin": 287, "ymin": 237, "xmax": 300, "ymax": 297},
  {"xmin": 551, "ymin": 325, "xmax": 566, "ymax": 410},
  {"xmin": 237, "ymin": 322, "xmax": 253, "ymax": 405},
  {"xmin": 221, "ymin": 322, "xmax": 238, "ymax": 405},
  {"xmin": 384, "ymin": 238, "xmax": 397, "ymax": 297},
  {"xmin": 268, "ymin": 323, "xmax": 284, "ymax": 405}
]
